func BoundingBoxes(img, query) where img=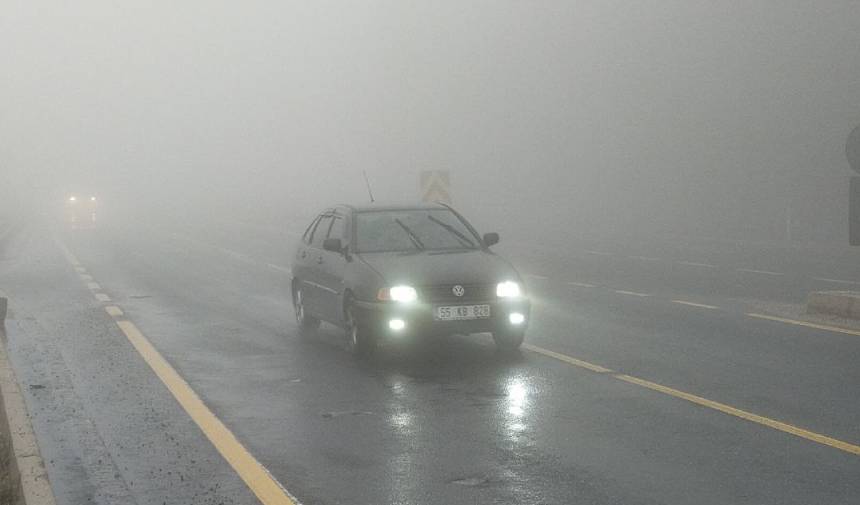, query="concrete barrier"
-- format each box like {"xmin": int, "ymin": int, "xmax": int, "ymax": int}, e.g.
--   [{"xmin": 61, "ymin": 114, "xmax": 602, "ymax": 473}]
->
[{"xmin": 807, "ymin": 291, "xmax": 860, "ymax": 319}]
